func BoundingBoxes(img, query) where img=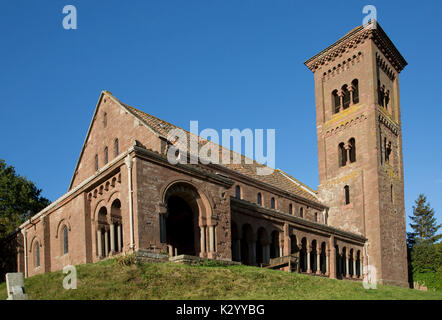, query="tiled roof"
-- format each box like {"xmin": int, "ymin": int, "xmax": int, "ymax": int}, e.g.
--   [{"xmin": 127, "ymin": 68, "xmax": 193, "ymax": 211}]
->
[{"xmin": 113, "ymin": 94, "xmax": 320, "ymax": 204}]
